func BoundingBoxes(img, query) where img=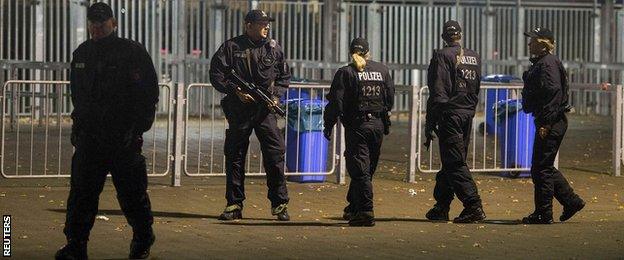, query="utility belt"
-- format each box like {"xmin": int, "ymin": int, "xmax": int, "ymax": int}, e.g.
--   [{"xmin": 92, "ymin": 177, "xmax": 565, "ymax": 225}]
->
[{"xmin": 355, "ymin": 111, "xmax": 385, "ymax": 121}]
